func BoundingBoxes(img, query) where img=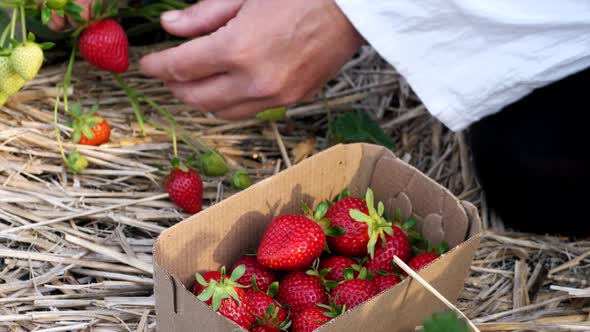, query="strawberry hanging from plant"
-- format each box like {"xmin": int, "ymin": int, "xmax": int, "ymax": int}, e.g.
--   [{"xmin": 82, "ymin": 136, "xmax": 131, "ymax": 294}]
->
[{"xmin": 78, "ymin": 18, "xmax": 129, "ymax": 73}]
